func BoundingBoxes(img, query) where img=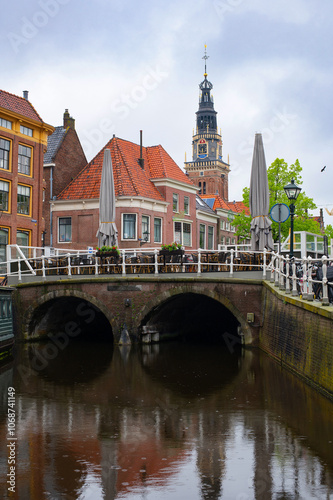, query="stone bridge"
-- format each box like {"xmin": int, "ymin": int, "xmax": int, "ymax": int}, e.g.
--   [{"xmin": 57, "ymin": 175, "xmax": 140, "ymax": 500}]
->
[{"xmin": 12, "ymin": 275, "xmax": 264, "ymax": 345}]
